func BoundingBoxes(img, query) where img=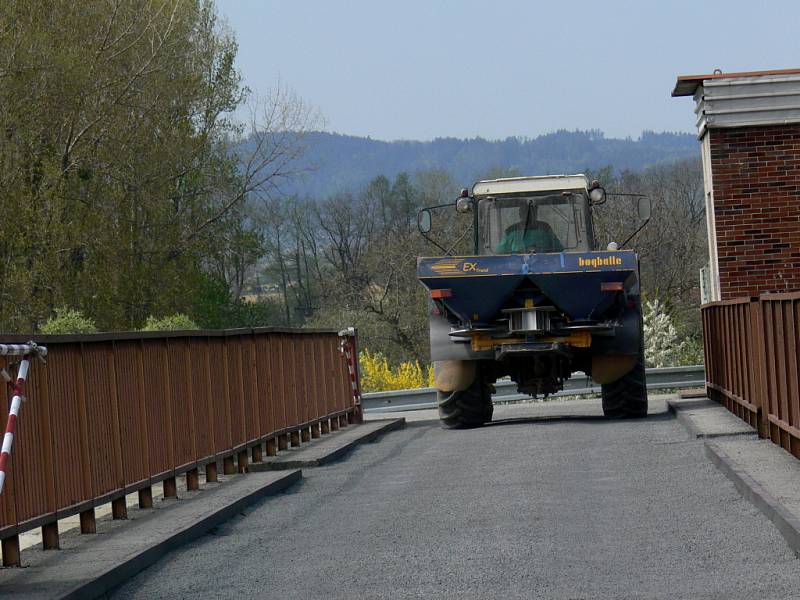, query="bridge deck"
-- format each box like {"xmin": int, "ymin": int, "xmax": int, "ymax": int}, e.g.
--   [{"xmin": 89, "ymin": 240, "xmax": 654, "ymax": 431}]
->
[{"xmin": 111, "ymin": 397, "xmax": 800, "ymax": 600}]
